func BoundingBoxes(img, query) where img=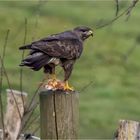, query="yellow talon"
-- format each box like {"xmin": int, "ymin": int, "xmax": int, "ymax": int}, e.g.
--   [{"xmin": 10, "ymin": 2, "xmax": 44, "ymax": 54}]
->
[{"xmin": 64, "ymin": 81, "xmax": 74, "ymax": 91}]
